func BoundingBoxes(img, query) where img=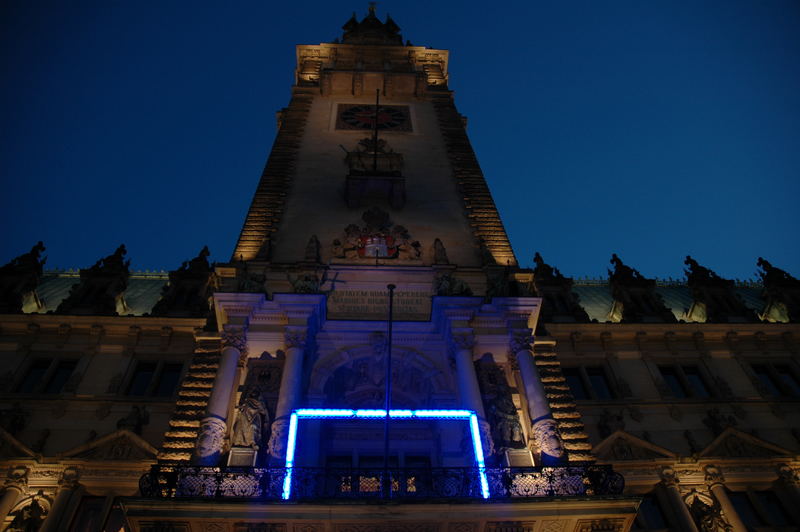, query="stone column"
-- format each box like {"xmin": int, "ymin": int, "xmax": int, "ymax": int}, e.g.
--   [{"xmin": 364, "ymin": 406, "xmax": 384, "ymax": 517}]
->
[
  {"xmin": 449, "ymin": 332, "xmax": 493, "ymax": 456},
  {"xmin": 40, "ymin": 467, "xmax": 80, "ymax": 532},
  {"xmin": 268, "ymin": 329, "xmax": 307, "ymax": 463},
  {"xmin": 659, "ymin": 466, "xmax": 699, "ymax": 532},
  {"xmin": 193, "ymin": 326, "xmax": 247, "ymax": 465},
  {"xmin": 706, "ymin": 465, "xmax": 747, "ymax": 532},
  {"xmin": 0, "ymin": 466, "xmax": 28, "ymax": 522},
  {"xmin": 512, "ymin": 334, "xmax": 565, "ymax": 465}
]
